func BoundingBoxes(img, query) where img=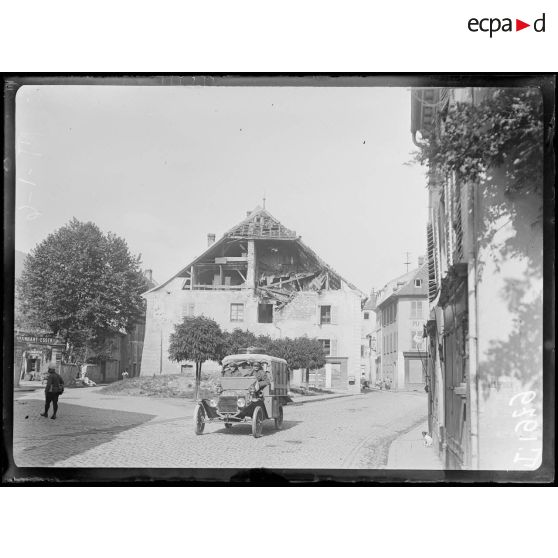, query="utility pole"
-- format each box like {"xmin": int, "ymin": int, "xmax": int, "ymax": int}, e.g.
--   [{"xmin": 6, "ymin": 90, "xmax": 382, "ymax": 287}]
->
[{"xmin": 404, "ymin": 252, "xmax": 411, "ymax": 273}]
